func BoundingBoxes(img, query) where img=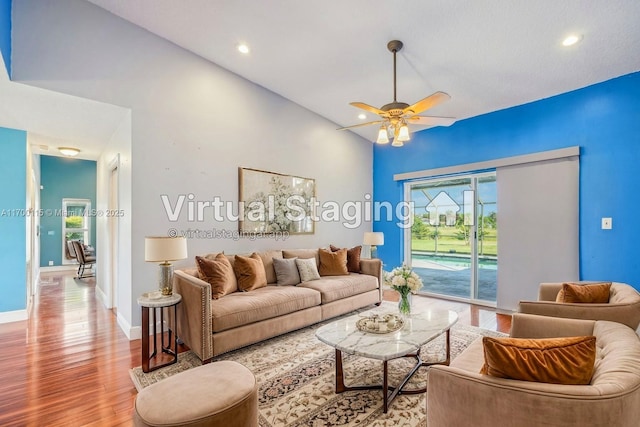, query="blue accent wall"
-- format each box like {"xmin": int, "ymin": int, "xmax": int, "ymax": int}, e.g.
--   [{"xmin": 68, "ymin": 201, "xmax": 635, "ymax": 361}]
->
[
  {"xmin": 374, "ymin": 72, "xmax": 640, "ymax": 288},
  {"xmin": 0, "ymin": 0, "xmax": 11, "ymax": 77},
  {"xmin": 0, "ymin": 126, "xmax": 26, "ymax": 312},
  {"xmin": 40, "ymin": 156, "xmax": 97, "ymax": 267}
]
